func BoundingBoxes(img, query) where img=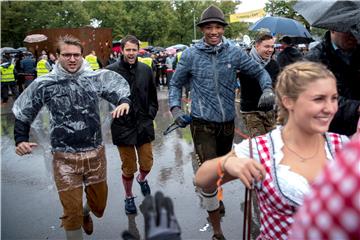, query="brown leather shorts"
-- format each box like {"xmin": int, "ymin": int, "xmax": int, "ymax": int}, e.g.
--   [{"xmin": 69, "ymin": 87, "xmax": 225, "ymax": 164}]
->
[
  {"xmin": 52, "ymin": 146, "xmax": 108, "ymax": 230},
  {"xmin": 53, "ymin": 145, "xmax": 106, "ymax": 192}
]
